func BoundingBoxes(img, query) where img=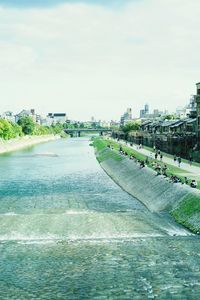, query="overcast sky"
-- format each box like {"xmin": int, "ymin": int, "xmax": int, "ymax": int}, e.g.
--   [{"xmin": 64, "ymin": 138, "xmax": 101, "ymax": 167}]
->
[{"xmin": 0, "ymin": 0, "xmax": 199, "ymax": 121}]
